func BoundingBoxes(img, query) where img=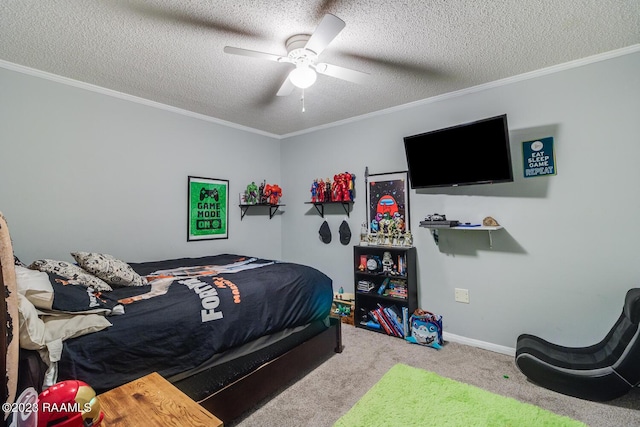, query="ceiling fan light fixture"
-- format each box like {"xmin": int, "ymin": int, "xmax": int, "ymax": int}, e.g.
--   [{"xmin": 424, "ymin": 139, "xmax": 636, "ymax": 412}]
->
[{"xmin": 289, "ymin": 65, "xmax": 317, "ymax": 89}]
